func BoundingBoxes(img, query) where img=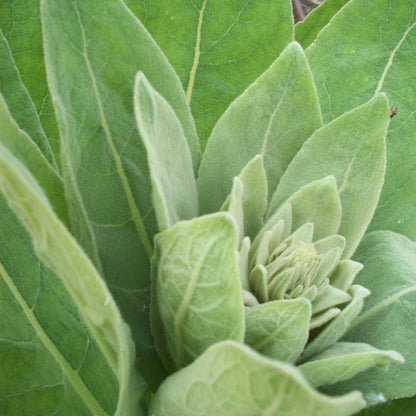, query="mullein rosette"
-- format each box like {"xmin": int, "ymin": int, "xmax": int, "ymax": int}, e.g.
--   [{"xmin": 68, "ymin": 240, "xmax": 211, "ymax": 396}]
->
[{"xmin": 134, "ymin": 42, "xmax": 403, "ymax": 416}]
